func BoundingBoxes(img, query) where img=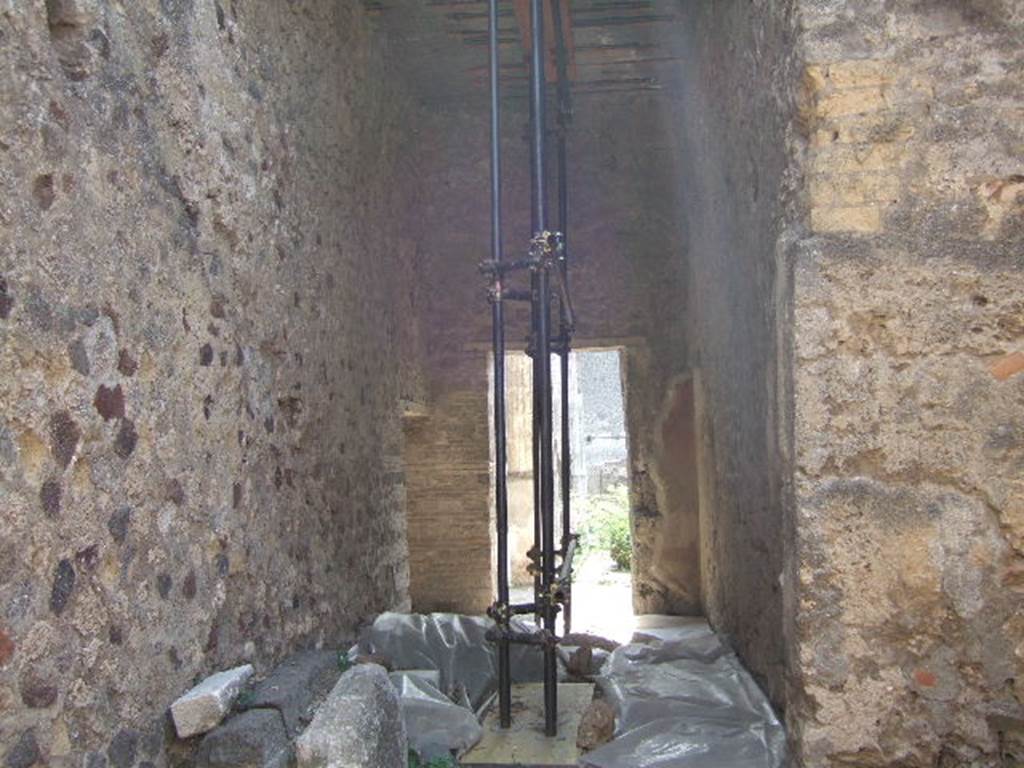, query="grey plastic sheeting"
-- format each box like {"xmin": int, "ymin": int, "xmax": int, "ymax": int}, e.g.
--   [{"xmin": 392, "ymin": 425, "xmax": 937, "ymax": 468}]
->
[
  {"xmin": 352, "ymin": 612, "xmax": 552, "ymax": 710},
  {"xmin": 352, "ymin": 612, "xmax": 557, "ymax": 759},
  {"xmin": 389, "ymin": 671, "xmax": 483, "ymax": 759},
  {"xmin": 581, "ymin": 620, "xmax": 787, "ymax": 768},
  {"xmin": 354, "ymin": 613, "xmax": 785, "ymax": 767}
]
